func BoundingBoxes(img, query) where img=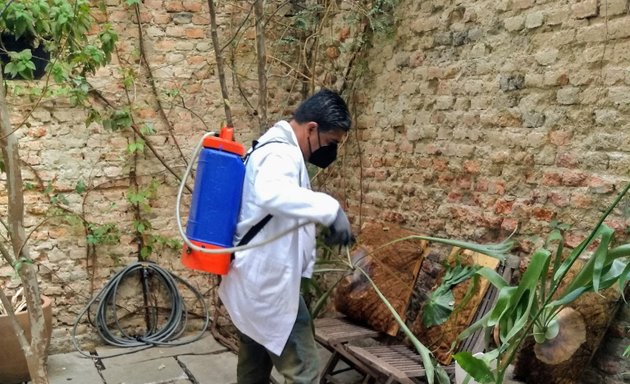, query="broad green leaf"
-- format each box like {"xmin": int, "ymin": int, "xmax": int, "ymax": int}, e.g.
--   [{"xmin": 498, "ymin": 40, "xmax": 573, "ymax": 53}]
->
[
  {"xmin": 453, "ymin": 352, "xmax": 495, "ymax": 384},
  {"xmin": 423, "ymin": 289, "xmax": 455, "ymax": 327}
]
